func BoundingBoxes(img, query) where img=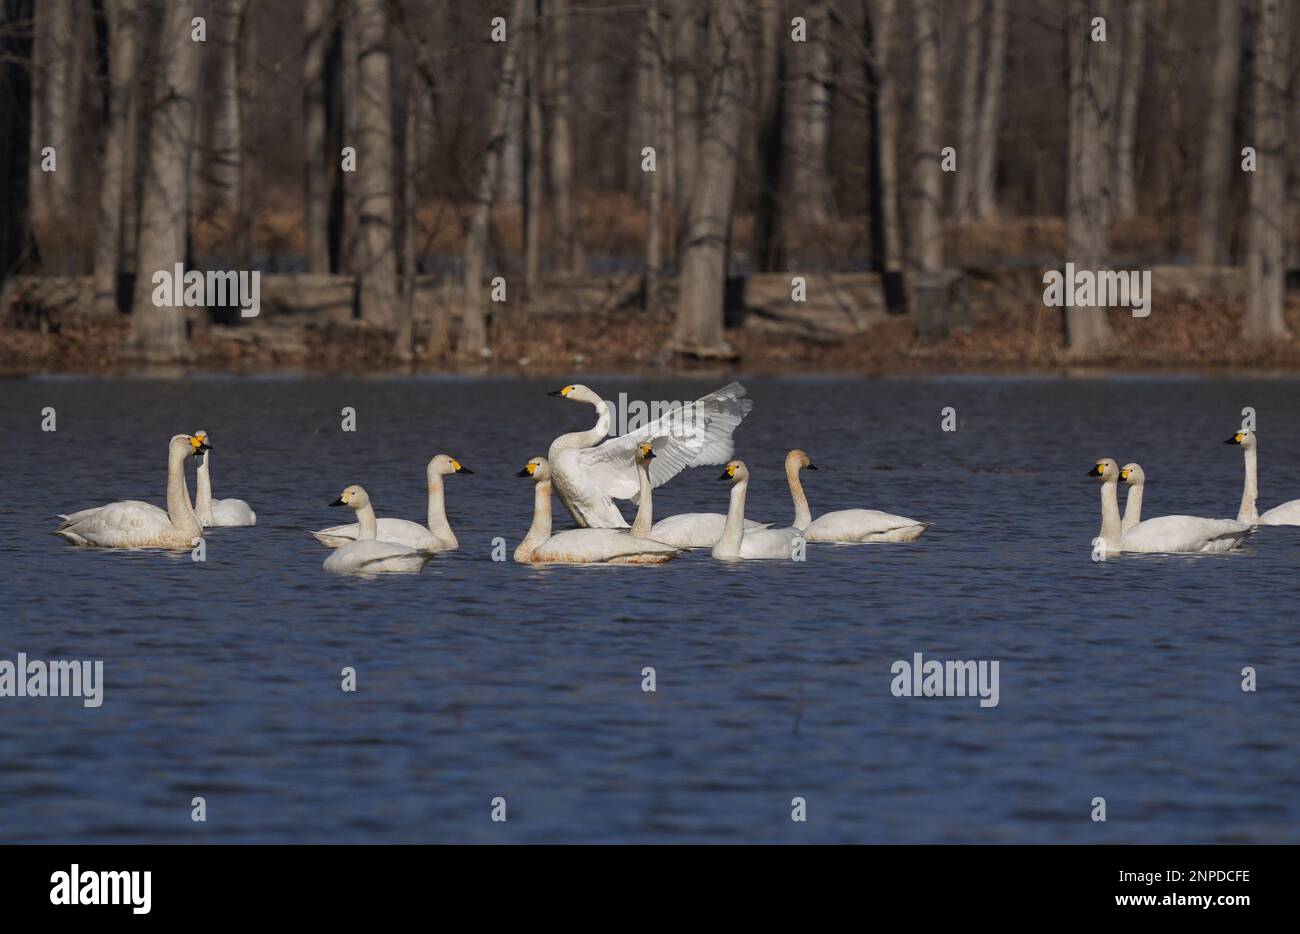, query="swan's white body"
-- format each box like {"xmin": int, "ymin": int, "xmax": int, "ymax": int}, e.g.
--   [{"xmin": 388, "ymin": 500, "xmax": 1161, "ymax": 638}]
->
[
  {"xmin": 1227, "ymin": 430, "xmax": 1300, "ymax": 526},
  {"xmin": 712, "ymin": 461, "xmax": 805, "ymax": 561},
  {"xmin": 546, "ymin": 382, "xmax": 753, "ymax": 529},
  {"xmin": 321, "ymin": 485, "xmax": 432, "ymax": 574},
  {"xmin": 515, "ymin": 457, "xmax": 681, "ymax": 564},
  {"xmin": 54, "ymin": 435, "xmax": 207, "ymax": 549},
  {"xmin": 192, "ymin": 431, "xmax": 255, "ymax": 527},
  {"xmin": 313, "ymin": 455, "xmax": 469, "ymax": 550},
  {"xmin": 1091, "ymin": 459, "xmax": 1254, "ymax": 555},
  {"xmin": 648, "ymin": 513, "xmax": 769, "ymax": 549},
  {"xmin": 785, "ymin": 450, "xmax": 928, "ymax": 542}
]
